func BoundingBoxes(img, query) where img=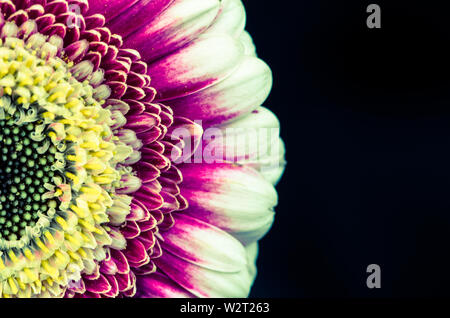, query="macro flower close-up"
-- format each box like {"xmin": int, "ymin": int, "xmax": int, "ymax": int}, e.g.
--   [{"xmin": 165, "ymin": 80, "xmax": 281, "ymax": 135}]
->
[{"xmin": 0, "ymin": 0, "xmax": 285, "ymax": 298}]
